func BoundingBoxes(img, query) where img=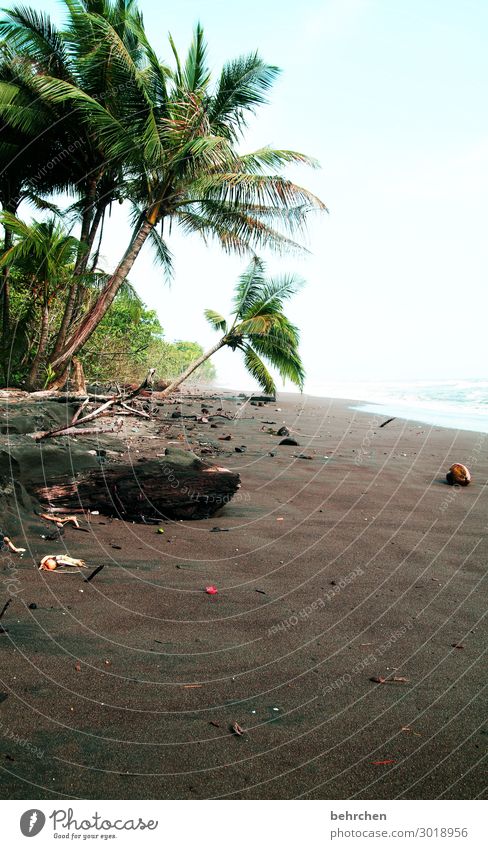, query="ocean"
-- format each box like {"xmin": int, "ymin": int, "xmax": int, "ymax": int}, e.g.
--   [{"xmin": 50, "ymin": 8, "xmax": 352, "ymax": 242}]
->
[{"xmin": 305, "ymin": 378, "xmax": 488, "ymax": 434}]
